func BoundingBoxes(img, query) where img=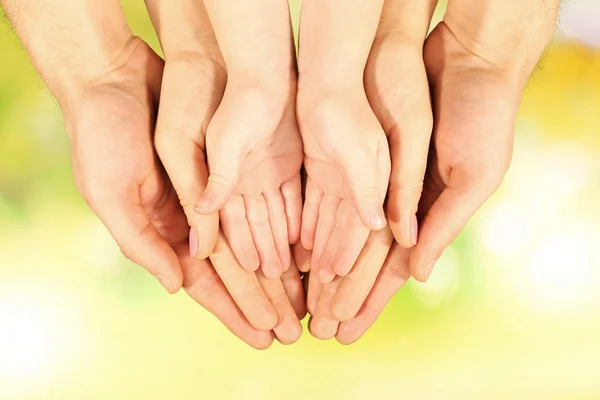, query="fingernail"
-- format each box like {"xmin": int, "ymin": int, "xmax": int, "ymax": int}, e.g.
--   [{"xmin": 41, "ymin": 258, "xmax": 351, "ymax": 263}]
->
[
  {"xmin": 369, "ymin": 213, "xmax": 387, "ymax": 230},
  {"xmin": 411, "ymin": 215, "xmax": 418, "ymax": 246},
  {"xmin": 156, "ymin": 275, "xmax": 173, "ymax": 294},
  {"xmin": 319, "ymin": 268, "xmax": 335, "ymax": 284},
  {"xmin": 424, "ymin": 261, "xmax": 436, "ymax": 281},
  {"xmin": 194, "ymin": 192, "xmax": 212, "ymax": 213},
  {"xmin": 189, "ymin": 227, "xmax": 199, "ymax": 258}
]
